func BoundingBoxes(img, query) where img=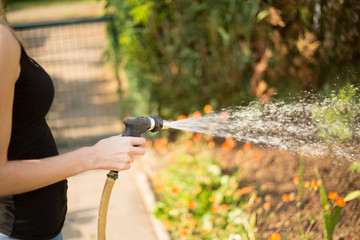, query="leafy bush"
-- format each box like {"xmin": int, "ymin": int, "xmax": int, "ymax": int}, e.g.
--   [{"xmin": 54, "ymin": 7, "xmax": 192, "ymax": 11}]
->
[
  {"xmin": 312, "ymin": 84, "xmax": 360, "ymax": 143},
  {"xmin": 105, "ymin": 0, "xmax": 260, "ymax": 118},
  {"xmin": 311, "ymin": 84, "xmax": 360, "ymax": 172},
  {"xmin": 105, "ymin": 0, "xmax": 360, "ymax": 119}
]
